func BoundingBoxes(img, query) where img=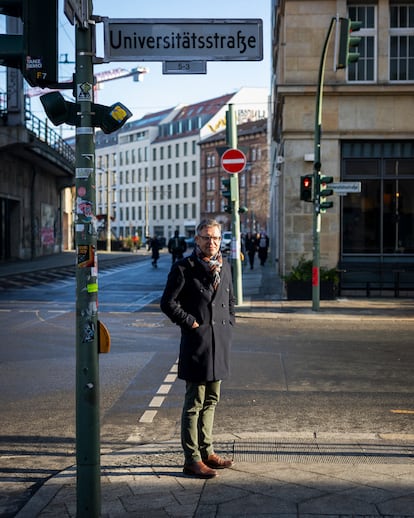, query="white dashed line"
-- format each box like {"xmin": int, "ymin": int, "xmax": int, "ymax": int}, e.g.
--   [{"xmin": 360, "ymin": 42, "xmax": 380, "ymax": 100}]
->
[{"xmin": 129, "ymin": 359, "xmax": 179, "ymax": 433}]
